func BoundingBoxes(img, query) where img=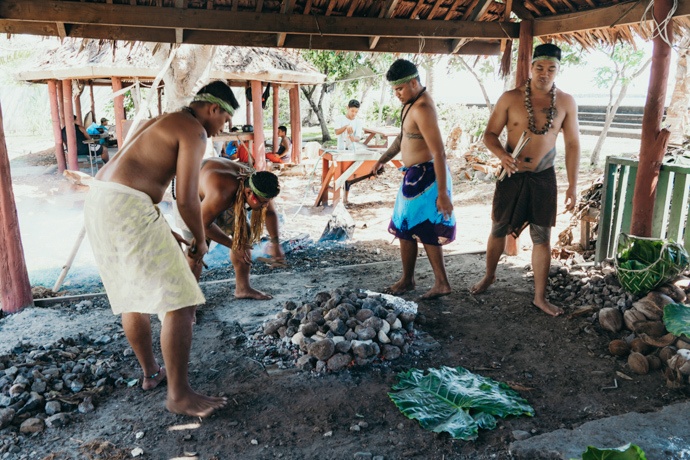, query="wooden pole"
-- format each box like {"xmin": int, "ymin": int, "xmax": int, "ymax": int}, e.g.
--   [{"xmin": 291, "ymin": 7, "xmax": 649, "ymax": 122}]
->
[
  {"xmin": 62, "ymin": 79, "xmax": 79, "ymax": 171},
  {"xmin": 289, "ymin": 85, "xmax": 302, "ymax": 164},
  {"xmin": 89, "ymin": 81, "xmax": 96, "ymax": 122},
  {"xmin": 48, "ymin": 80, "xmax": 67, "ymax": 173},
  {"xmin": 516, "ymin": 20, "xmax": 533, "ymax": 89},
  {"xmin": 112, "ymin": 77, "xmax": 125, "ymax": 148},
  {"xmin": 74, "ymin": 82, "xmax": 83, "ymax": 125},
  {"xmin": 53, "ymin": 226, "xmax": 86, "ymax": 293},
  {"xmin": 246, "ymin": 85, "xmax": 252, "ymax": 125},
  {"xmin": 0, "ymin": 101, "xmax": 34, "ymax": 313},
  {"xmin": 631, "ymin": 0, "xmax": 673, "ymax": 237},
  {"xmin": 272, "ymin": 85, "xmax": 280, "ymax": 155},
  {"xmin": 56, "ymin": 80, "xmax": 65, "ymax": 129},
  {"xmin": 251, "ymin": 80, "xmax": 266, "ymax": 171}
]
